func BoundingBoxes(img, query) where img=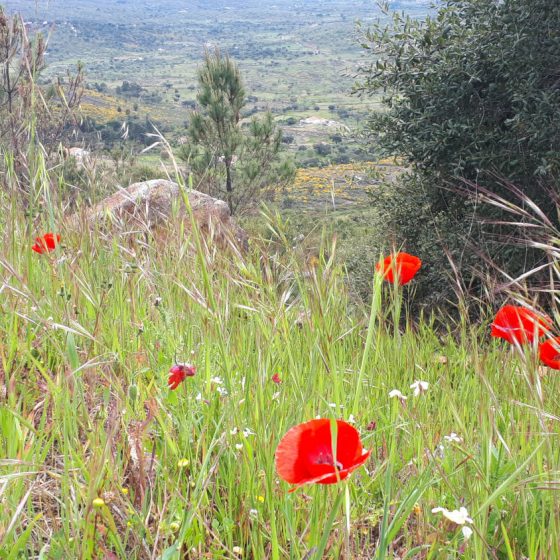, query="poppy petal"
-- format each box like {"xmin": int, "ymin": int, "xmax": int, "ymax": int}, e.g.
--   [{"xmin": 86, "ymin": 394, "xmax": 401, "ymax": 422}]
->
[
  {"xmin": 32, "ymin": 233, "xmax": 61, "ymax": 254},
  {"xmin": 275, "ymin": 419, "xmax": 370, "ymax": 489},
  {"xmin": 167, "ymin": 363, "xmax": 196, "ymax": 390},
  {"xmin": 539, "ymin": 337, "xmax": 560, "ymax": 370},
  {"xmin": 376, "ymin": 252, "xmax": 422, "ymax": 286},
  {"xmin": 275, "ymin": 421, "xmax": 314, "ymax": 484},
  {"xmin": 287, "ymin": 450, "xmax": 371, "ymax": 491},
  {"xmin": 491, "ymin": 305, "xmax": 551, "ymax": 345}
]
